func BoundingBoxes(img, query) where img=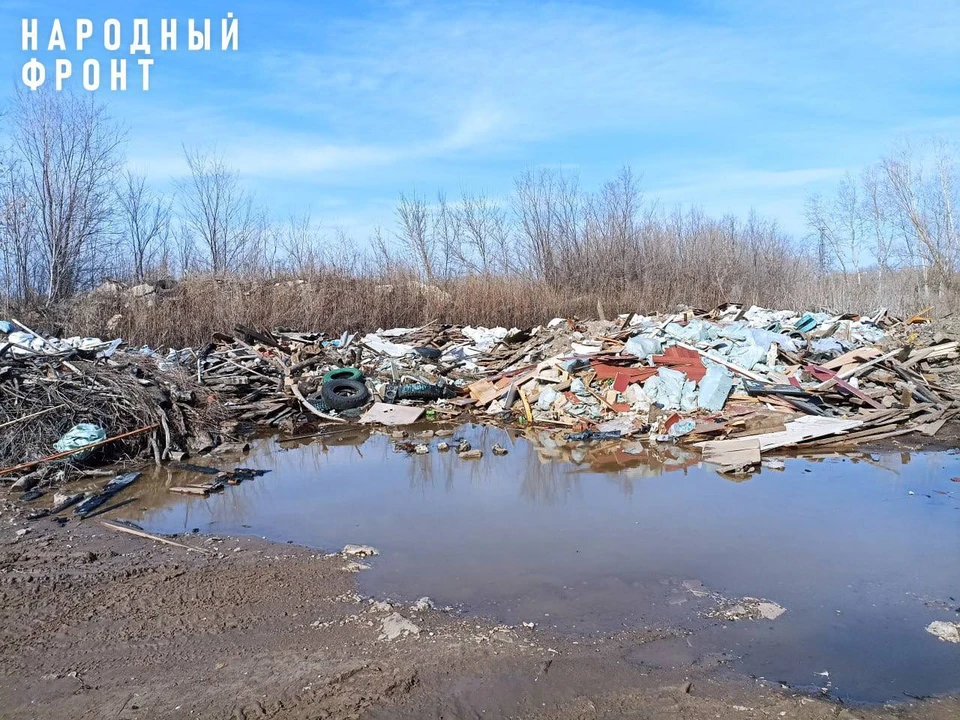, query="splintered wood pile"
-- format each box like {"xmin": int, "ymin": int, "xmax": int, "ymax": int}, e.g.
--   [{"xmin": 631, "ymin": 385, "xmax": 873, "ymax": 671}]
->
[
  {"xmin": 198, "ymin": 326, "xmax": 355, "ymax": 426},
  {"xmin": 196, "ymin": 323, "xmax": 474, "ymax": 426},
  {"xmin": 0, "ymin": 347, "xmax": 224, "ymax": 482}
]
